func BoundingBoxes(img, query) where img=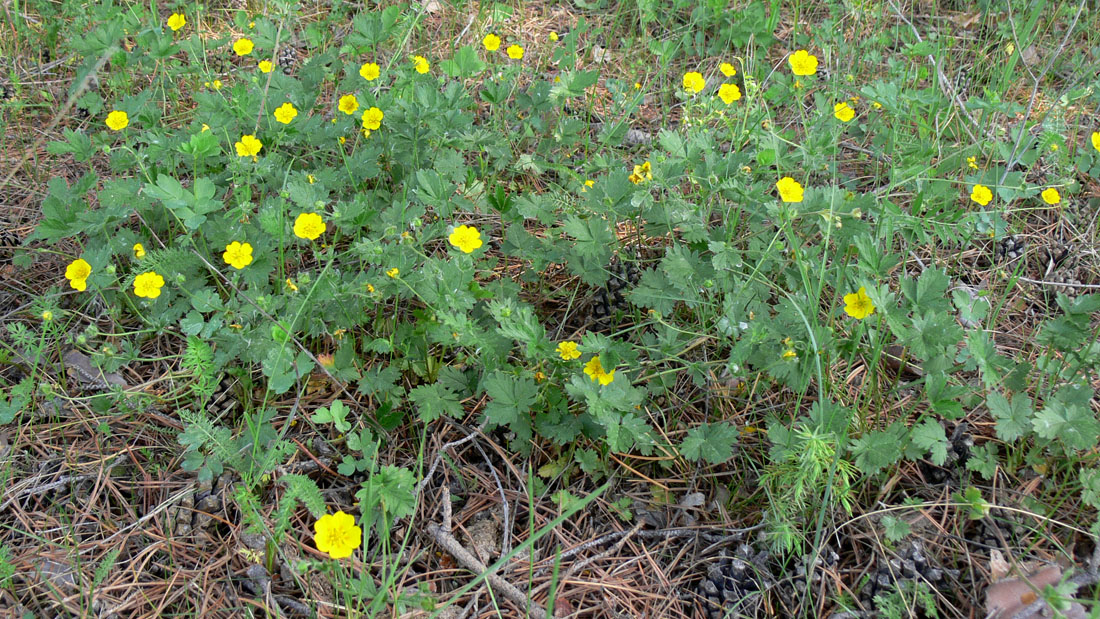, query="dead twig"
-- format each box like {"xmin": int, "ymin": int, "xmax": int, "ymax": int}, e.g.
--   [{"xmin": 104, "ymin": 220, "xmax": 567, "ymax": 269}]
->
[{"xmin": 427, "ymin": 486, "xmax": 557, "ymax": 619}]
